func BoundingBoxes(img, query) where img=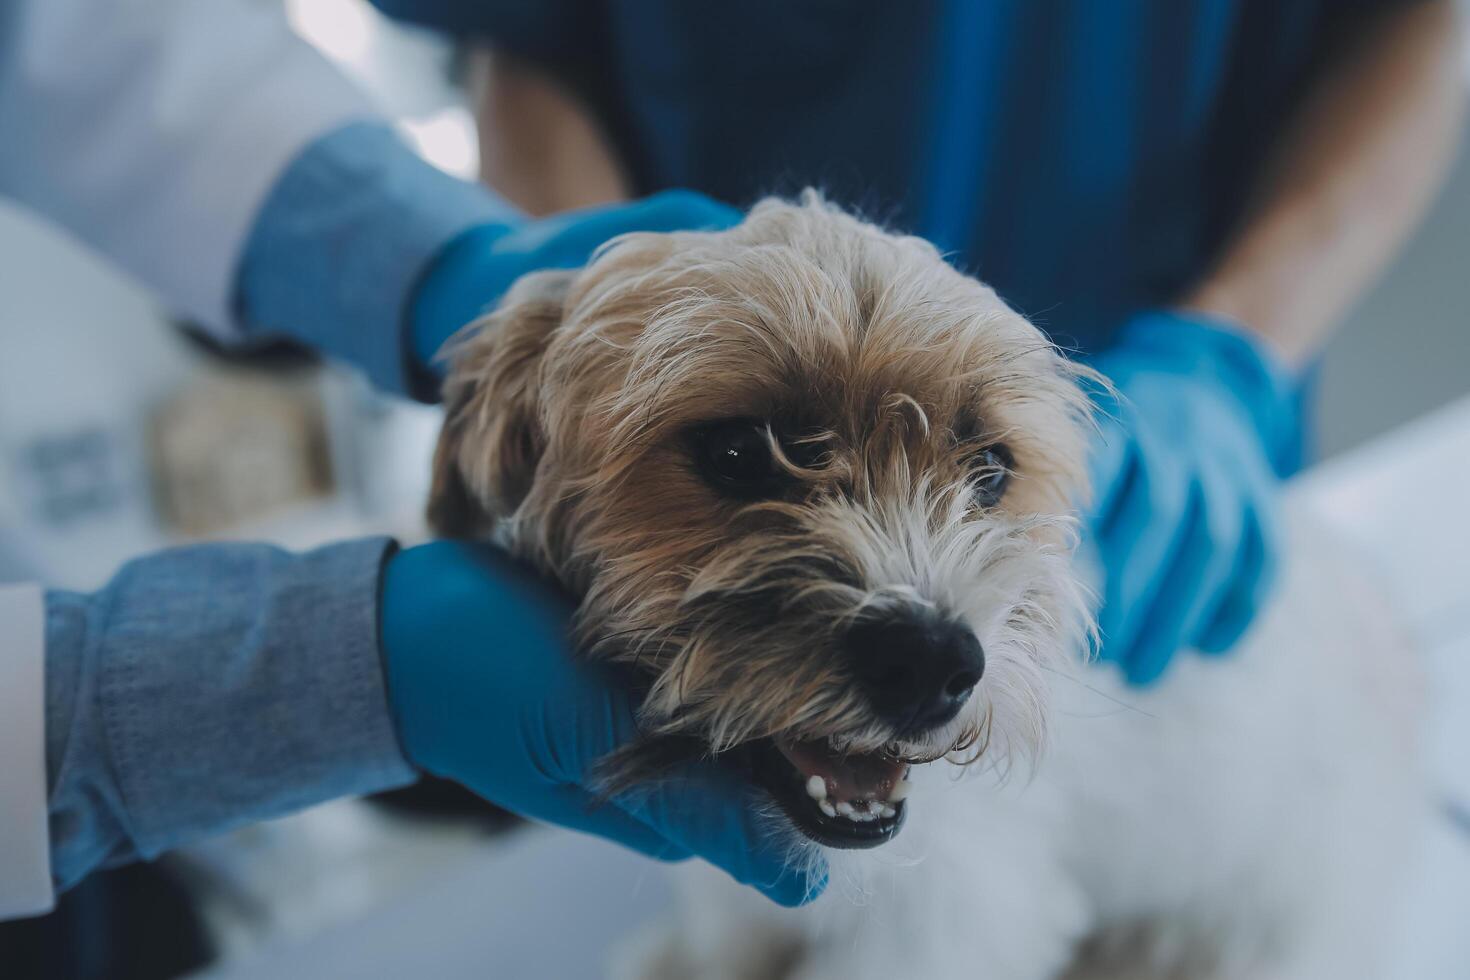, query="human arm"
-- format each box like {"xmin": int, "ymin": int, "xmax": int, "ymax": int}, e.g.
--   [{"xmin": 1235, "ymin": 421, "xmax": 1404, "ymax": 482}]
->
[
  {"xmin": 1088, "ymin": 0, "xmax": 1466, "ymax": 683},
  {"xmin": 1181, "ymin": 0, "xmax": 1467, "ymax": 366},
  {"xmin": 41, "ymin": 539, "xmax": 416, "ymax": 895},
  {"xmin": 0, "ymin": 0, "xmax": 735, "ymax": 401},
  {"xmin": 14, "ymin": 538, "xmax": 819, "ymax": 916}
]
